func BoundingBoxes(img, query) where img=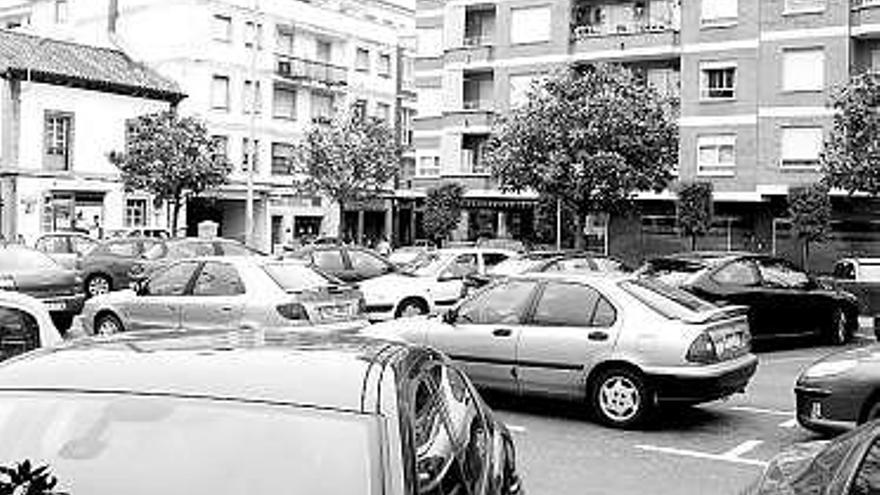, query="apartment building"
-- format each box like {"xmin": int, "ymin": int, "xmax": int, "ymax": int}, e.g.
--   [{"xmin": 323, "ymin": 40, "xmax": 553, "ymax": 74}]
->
[
  {"xmin": 414, "ymin": 0, "xmax": 880, "ymax": 268},
  {"xmin": 0, "ymin": 0, "xmax": 416, "ymax": 252}
]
